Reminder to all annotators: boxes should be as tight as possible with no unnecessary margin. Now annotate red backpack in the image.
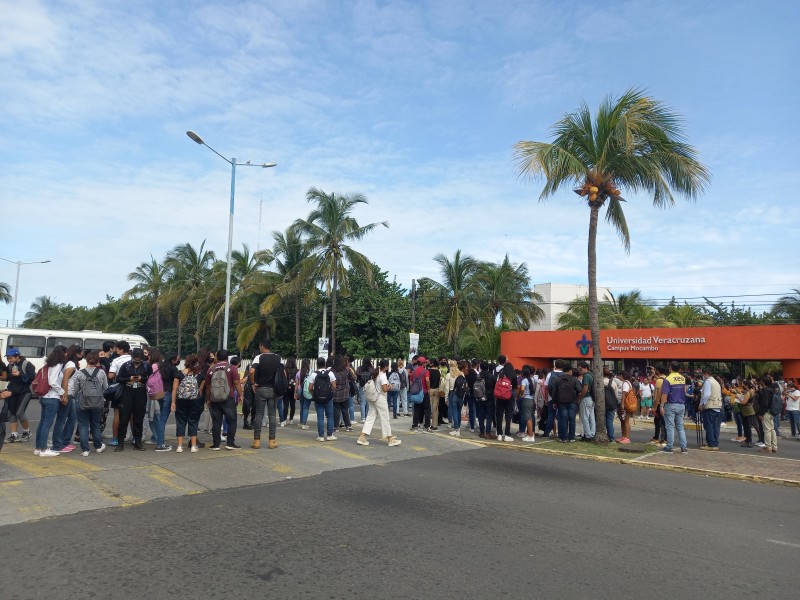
[494,373,512,400]
[31,366,51,397]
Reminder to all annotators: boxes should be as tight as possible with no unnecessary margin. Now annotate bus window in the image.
[46,337,82,355]
[7,335,47,358]
[83,338,107,353]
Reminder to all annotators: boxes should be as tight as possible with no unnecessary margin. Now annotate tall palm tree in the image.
[123,256,165,347]
[771,288,800,324]
[605,290,666,328]
[164,241,216,354]
[24,296,64,328]
[292,188,388,354]
[221,244,274,351]
[258,228,312,356]
[0,282,11,305]
[474,254,544,329]
[419,250,480,353]
[514,89,709,441]
[660,302,713,328]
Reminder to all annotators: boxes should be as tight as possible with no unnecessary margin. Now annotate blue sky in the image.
[1,0,798,326]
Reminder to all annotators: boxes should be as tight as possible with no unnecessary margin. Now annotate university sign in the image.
[501,325,800,379]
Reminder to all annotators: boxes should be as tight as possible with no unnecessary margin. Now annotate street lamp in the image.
[186,130,276,351]
[0,257,52,328]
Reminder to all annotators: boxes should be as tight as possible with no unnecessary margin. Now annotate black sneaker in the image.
[20,431,31,442]
[6,435,18,443]
[210,445,221,451]
[196,441,206,448]
[225,443,241,450]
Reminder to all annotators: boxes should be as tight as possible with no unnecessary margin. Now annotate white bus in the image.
[0,327,150,369]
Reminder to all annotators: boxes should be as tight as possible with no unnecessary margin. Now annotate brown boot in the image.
[250,439,261,449]
[268,439,278,449]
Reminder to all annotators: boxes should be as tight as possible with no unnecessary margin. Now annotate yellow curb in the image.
[470,439,800,488]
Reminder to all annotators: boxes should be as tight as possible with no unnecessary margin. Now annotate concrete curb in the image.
[464,438,800,488]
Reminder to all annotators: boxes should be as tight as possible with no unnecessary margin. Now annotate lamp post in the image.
[186,131,276,351]
[0,257,52,328]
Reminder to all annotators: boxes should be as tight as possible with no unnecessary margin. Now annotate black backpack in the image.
[604,381,618,411]
[454,375,469,399]
[274,363,288,396]
[313,369,332,403]
[769,388,784,416]
[358,367,372,387]
[556,374,578,405]
[473,374,487,401]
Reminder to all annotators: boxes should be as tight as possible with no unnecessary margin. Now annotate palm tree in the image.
[0,282,11,305]
[514,89,709,442]
[257,228,312,356]
[419,250,480,353]
[24,296,64,328]
[557,294,615,330]
[123,256,165,347]
[292,188,388,354]
[164,241,216,354]
[474,255,544,329]
[771,289,800,324]
[660,302,713,328]
[221,244,274,351]
[605,290,666,328]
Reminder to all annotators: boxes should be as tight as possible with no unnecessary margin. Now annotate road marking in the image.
[767,539,800,549]
[1,453,104,479]
[323,445,369,461]
[137,465,206,494]
[411,446,427,452]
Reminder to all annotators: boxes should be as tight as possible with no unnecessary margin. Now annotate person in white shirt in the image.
[107,341,132,446]
[785,382,800,438]
[357,359,401,447]
[309,356,337,441]
[35,345,68,457]
[639,377,654,418]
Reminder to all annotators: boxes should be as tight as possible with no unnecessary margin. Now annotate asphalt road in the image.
[1,448,797,600]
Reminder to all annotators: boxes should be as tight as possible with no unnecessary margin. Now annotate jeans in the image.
[605,410,616,441]
[399,388,408,415]
[277,395,285,423]
[315,399,335,437]
[254,386,277,440]
[557,403,577,441]
[348,395,355,423]
[210,397,238,447]
[387,390,399,417]
[412,393,431,428]
[653,412,666,441]
[156,396,171,445]
[773,413,781,438]
[788,410,800,437]
[36,397,60,450]
[466,393,476,430]
[579,397,595,438]
[544,400,557,436]
[733,411,744,437]
[701,409,722,448]
[300,396,311,425]
[334,401,351,428]
[358,386,368,421]
[52,394,78,450]
[447,391,457,425]
[77,407,103,452]
[664,402,687,450]
[450,394,464,430]
[475,399,494,434]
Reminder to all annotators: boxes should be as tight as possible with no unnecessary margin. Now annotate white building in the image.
[531,283,612,331]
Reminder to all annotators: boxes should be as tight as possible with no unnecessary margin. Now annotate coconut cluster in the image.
[574,174,620,204]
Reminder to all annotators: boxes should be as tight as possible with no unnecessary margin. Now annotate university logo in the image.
[576,334,592,356]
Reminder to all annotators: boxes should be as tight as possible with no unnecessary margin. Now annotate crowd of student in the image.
[1,341,797,458]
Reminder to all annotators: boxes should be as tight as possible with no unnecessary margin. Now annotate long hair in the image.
[65,344,83,367]
[46,345,68,368]
[299,358,311,382]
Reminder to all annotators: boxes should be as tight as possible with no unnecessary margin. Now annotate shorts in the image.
[641,398,653,408]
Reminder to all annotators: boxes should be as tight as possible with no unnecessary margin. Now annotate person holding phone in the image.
[115,348,152,451]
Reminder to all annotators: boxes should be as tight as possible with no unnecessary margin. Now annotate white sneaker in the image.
[176,445,183,453]
[357,436,369,446]
[33,449,41,456]
[388,437,402,447]
[96,443,107,453]
[221,435,227,442]
[300,424,309,430]
[81,450,90,457]
[522,436,536,442]
[279,421,285,428]
[496,435,503,441]
[756,442,766,448]
[190,445,199,453]
[40,449,59,457]
[316,436,325,442]
[287,420,294,425]
[449,430,459,436]
[327,435,338,441]
[504,435,515,442]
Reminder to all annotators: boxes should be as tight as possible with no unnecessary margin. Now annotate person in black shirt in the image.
[249,339,283,449]
[4,348,36,443]
[115,348,152,451]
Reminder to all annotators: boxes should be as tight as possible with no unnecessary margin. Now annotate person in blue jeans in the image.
[556,368,581,442]
[35,345,68,457]
[356,358,373,423]
[310,357,337,441]
[699,368,723,450]
[661,362,688,453]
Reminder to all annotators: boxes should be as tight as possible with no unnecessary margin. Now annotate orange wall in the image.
[501,325,800,377]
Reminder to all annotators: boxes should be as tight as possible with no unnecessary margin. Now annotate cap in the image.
[5,348,20,357]
[417,356,428,365]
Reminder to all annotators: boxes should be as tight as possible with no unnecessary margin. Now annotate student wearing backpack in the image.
[544,360,566,438]
[397,358,409,417]
[474,361,494,438]
[309,356,337,441]
[3,348,35,444]
[356,360,401,447]
[757,377,779,454]
[447,360,469,437]
[387,362,401,419]
[356,358,373,423]
[555,367,581,443]
[409,356,431,431]
[517,365,536,442]
[170,355,200,452]
[34,345,68,457]
[249,339,284,449]
[494,360,515,442]
[602,369,618,443]
[51,344,83,453]
[427,360,442,430]
[73,352,109,457]
[204,349,243,450]
[333,354,354,431]
[617,371,635,444]
[295,358,312,430]
[577,361,595,442]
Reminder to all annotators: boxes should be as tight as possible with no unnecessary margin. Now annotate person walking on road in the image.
[357,360,401,447]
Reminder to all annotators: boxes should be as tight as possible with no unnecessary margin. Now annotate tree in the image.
[418,250,480,353]
[771,288,800,324]
[0,282,11,305]
[24,296,65,328]
[164,241,217,354]
[123,257,166,347]
[514,89,709,442]
[605,290,666,328]
[292,188,388,354]
[660,300,713,328]
[474,255,544,329]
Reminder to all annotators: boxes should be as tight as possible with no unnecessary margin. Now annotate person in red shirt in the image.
[410,356,431,431]
[205,349,244,450]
